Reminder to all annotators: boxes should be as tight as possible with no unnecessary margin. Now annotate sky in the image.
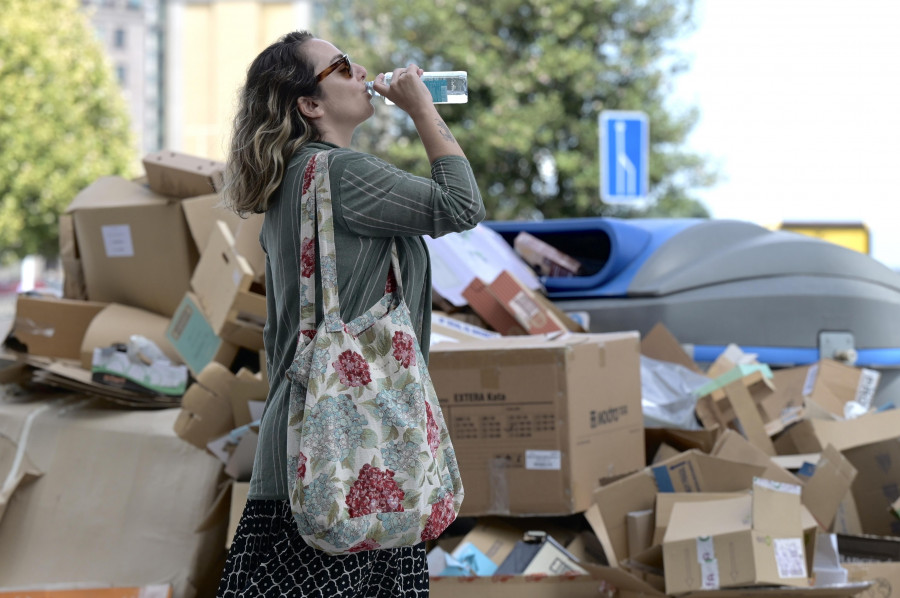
[670,0,900,268]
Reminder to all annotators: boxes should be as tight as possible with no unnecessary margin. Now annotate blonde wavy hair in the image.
[224,31,321,215]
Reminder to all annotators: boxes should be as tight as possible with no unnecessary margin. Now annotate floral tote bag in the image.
[284,150,464,555]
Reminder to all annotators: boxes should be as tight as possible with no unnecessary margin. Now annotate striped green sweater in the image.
[249,141,485,500]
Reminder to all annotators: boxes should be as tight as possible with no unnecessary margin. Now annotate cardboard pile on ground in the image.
[0,150,265,596]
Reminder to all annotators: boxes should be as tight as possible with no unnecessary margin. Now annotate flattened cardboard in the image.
[65,176,198,316]
[430,332,644,516]
[0,397,226,595]
[5,294,106,360]
[845,562,900,598]
[142,150,225,198]
[0,586,172,598]
[166,292,238,376]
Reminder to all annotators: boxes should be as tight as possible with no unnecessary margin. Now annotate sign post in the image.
[599,110,649,204]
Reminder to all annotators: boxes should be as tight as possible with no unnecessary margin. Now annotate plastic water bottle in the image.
[366,71,468,105]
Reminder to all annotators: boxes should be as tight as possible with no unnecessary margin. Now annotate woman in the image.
[218,31,484,597]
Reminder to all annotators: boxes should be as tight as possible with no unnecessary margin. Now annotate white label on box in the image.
[525,449,561,470]
[774,538,808,578]
[753,476,802,495]
[802,364,819,397]
[101,224,135,257]
[508,290,546,328]
[696,536,719,589]
[854,368,881,409]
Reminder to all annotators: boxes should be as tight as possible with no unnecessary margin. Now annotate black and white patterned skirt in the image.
[217,499,429,597]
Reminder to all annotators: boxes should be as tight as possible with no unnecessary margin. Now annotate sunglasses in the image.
[315,54,353,82]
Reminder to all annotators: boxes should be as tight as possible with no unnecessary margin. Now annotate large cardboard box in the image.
[0,396,226,597]
[4,294,107,360]
[429,332,644,516]
[64,176,199,317]
[662,478,809,594]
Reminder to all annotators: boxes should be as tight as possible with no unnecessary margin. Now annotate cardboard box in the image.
[64,176,199,317]
[166,292,238,375]
[461,277,526,335]
[430,311,502,345]
[0,397,226,596]
[59,213,88,300]
[232,213,265,280]
[191,221,265,351]
[4,294,107,360]
[845,562,900,598]
[513,231,582,277]
[586,450,767,568]
[488,270,570,334]
[429,332,644,516]
[662,478,809,594]
[142,150,225,198]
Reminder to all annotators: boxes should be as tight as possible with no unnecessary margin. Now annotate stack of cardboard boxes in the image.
[1,152,899,597]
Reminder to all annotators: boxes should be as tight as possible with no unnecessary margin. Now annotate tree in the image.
[0,0,136,261]
[323,0,716,220]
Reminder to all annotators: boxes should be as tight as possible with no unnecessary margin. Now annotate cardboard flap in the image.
[651,450,767,493]
[752,477,803,536]
[65,176,174,212]
[180,194,241,252]
[713,429,800,486]
[801,444,857,530]
[663,495,752,542]
[640,322,703,373]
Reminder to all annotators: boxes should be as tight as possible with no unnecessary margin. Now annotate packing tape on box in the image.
[488,457,510,514]
[696,536,720,590]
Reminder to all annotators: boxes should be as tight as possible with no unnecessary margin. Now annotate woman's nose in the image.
[355,63,367,80]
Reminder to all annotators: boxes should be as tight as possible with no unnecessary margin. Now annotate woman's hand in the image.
[373,65,433,117]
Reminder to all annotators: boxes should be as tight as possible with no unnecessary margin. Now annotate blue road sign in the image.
[599,111,649,204]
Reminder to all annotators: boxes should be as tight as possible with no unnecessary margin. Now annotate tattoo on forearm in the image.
[436,119,455,143]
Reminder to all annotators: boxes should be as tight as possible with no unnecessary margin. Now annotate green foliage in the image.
[323,0,716,220]
[0,0,136,260]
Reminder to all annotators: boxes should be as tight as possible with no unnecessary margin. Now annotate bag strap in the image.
[300,150,405,337]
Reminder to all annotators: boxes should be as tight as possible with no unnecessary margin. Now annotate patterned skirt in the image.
[217,499,430,598]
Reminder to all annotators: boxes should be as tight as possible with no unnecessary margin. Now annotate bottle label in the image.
[423,78,449,103]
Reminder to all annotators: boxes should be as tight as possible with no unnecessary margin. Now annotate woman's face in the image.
[304,39,374,131]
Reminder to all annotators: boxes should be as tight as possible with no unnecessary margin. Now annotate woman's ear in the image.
[297,96,323,120]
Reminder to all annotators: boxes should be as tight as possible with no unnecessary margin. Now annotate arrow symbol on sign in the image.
[614,121,637,196]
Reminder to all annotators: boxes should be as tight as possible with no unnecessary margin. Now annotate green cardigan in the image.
[249,141,485,500]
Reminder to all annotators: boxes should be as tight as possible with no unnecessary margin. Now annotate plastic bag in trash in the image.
[641,355,711,430]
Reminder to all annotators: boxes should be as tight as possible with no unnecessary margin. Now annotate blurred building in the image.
[81,0,314,161]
